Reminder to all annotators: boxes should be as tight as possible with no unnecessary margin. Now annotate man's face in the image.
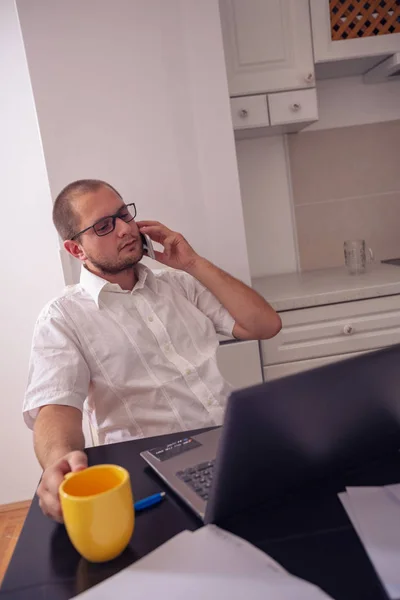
[71,186,143,275]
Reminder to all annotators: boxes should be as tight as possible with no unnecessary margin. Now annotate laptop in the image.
[141,344,400,524]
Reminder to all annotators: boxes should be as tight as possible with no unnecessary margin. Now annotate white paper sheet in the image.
[339,486,400,599]
[385,483,400,505]
[338,492,364,540]
[135,525,286,578]
[74,525,333,599]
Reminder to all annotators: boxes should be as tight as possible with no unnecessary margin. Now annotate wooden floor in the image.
[0,501,31,587]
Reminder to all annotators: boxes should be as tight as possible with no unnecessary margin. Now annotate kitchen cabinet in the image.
[217,340,263,390]
[230,88,318,137]
[264,351,368,381]
[310,0,400,64]
[267,88,318,127]
[261,295,400,380]
[219,0,315,96]
[230,95,270,129]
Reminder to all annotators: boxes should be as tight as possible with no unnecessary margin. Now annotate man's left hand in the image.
[137,221,199,272]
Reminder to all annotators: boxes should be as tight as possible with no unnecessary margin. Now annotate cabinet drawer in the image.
[230,95,269,129]
[268,88,318,126]
[263,351,369,382]
[261,295,400,366]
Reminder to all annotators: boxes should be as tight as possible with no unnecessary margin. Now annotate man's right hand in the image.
[37,451,88,522]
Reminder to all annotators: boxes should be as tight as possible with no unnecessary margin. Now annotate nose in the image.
[115,216,135,237]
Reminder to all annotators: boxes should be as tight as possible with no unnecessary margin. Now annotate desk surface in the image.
[1,428,398,600]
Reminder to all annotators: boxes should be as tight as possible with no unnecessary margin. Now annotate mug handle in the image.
[367,247,374,263]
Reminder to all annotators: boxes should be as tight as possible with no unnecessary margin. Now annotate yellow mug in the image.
[59,464,134,562]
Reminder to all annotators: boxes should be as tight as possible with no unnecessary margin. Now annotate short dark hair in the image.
[52,179,122,240]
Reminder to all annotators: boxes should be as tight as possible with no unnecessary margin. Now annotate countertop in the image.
[252,263,400,312]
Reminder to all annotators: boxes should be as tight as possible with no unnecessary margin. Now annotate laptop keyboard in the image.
[176,459,215,501]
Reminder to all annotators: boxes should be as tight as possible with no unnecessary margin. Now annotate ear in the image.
[64,239,87,262]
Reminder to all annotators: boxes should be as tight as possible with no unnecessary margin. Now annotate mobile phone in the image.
[140,232,156,260]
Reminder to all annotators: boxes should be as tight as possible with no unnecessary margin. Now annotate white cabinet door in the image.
[310,0,400,63]
[264,350,369,381]
[219,0,315,96]
[217,340,263,390]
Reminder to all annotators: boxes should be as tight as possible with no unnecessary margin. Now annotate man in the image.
[23,179,281,521]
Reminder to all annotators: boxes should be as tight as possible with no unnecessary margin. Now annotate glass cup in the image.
[344,240,374,275]
[59,464,134,562]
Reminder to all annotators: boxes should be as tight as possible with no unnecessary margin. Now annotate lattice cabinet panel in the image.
[330,0,400,41]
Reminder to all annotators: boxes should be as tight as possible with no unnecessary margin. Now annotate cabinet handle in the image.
[238,109,248,119]
[290,103,301,112]
[305,72,314,84]
[343,324,354,335]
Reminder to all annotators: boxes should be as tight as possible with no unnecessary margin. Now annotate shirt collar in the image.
[80,262,151,307]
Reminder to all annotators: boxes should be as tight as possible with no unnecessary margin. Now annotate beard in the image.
[85,243,144,275]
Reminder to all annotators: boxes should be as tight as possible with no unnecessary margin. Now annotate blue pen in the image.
[134,491,166,512]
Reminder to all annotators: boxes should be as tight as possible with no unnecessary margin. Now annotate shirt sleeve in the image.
[161,269,235,338]
[23,302,90,430]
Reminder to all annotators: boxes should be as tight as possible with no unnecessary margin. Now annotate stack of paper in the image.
[339,484,400,599]
[75,525,333,599]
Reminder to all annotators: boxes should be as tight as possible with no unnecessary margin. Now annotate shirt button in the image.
[185,369,192,376]
[207,397,213,407]
[148,316,154,322]
[164,344,171,353]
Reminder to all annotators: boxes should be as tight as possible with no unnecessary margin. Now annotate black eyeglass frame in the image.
[70,203,137,241]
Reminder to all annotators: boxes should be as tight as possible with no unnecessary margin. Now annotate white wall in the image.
[17,0,250,285]
[0,0,65,503]
[236,75,400,278]
[235,136,298,277]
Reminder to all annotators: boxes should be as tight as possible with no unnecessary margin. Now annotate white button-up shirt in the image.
[23,264,234,444]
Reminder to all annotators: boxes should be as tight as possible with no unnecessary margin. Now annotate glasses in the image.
[71,203,137,240]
